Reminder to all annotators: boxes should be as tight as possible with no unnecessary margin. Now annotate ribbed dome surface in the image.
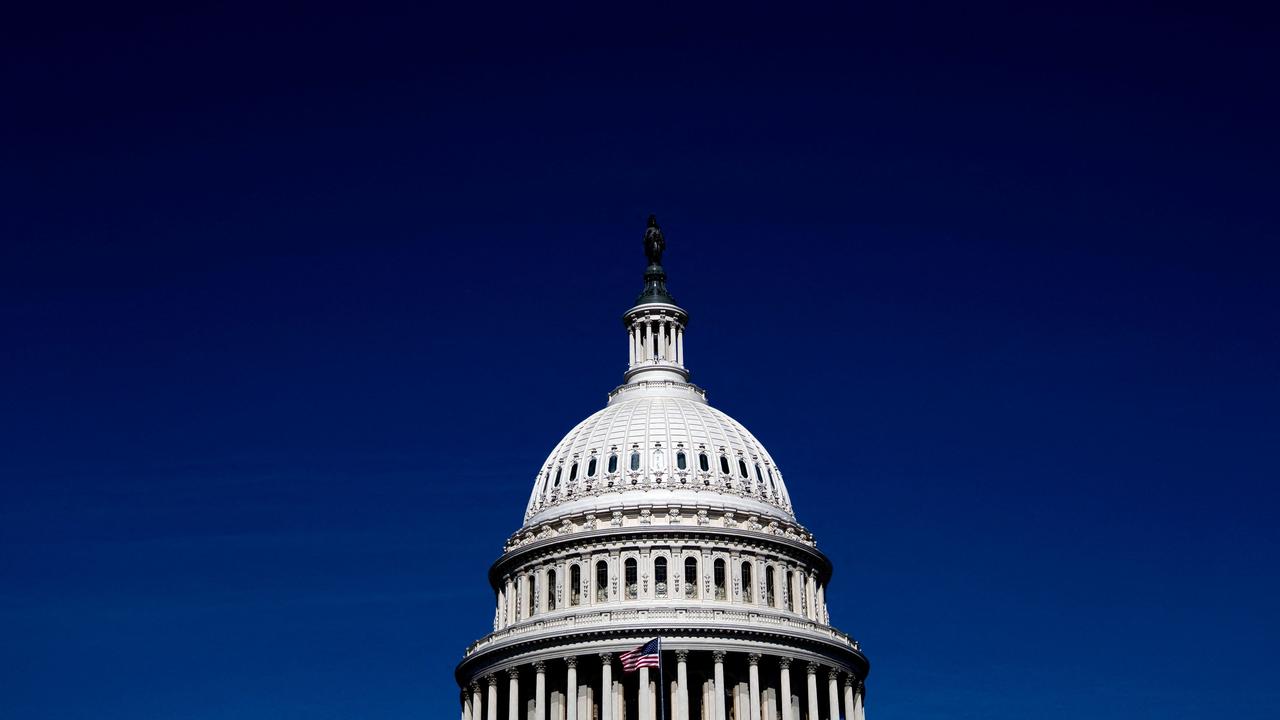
[523,383,794,526]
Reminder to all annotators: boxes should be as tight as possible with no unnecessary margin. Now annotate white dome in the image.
[524,380,795,526]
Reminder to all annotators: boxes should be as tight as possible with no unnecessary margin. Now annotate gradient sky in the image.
[2,3,1278,719]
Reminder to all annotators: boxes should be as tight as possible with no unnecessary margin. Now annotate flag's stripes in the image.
[619,638,661,672]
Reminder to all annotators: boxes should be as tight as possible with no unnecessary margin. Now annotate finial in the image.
[633,214,675,306]
[644,214,665,267]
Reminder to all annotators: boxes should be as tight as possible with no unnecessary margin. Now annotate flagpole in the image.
[658,638,668,720]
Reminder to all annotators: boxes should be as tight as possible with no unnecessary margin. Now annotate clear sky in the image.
[2,3,1277,719]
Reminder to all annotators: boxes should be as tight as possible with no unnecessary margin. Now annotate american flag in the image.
[619,638,662,672]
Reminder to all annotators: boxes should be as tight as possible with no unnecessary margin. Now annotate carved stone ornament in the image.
[600,653,613,665]
[778,657,792,670]
[532,660,546,673]
[507,667,520,679]
[675,650,689,662]
[564,656,577,668]
[807,662,819,675]
[712,650,727,663]
[487,674,499,687]
[747,653,761,666]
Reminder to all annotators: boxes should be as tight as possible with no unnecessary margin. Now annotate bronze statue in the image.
[643,214,665,266]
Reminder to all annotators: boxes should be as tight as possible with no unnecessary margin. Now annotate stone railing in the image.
[463,605,859,658]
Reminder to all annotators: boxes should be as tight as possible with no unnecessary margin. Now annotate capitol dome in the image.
[524,385,795,528]
[456,216,867,720]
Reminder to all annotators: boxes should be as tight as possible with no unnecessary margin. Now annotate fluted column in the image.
[842,678,855,720]
[482,676,496,720]
[805,664,819,720]
[778,658,793,720]
[564,657,578,720]
[507,668,520,720]
[676,650,689,720]
[747,654,762,720]
[534,661,547,720]
[826,670,839,720]
[713,650,727,720]
[640,666,652,720]
[600,654,614,720]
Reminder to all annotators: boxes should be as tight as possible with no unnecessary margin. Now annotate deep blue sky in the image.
[2,3,1277,719]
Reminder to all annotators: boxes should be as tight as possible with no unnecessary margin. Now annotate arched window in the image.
[630,451,641,471]
[755,463,765,488]
[676,451,687,470]
[741,561,754,603]
[553,466,562,488]
[719,455,731,475]
[654,557,668,598]
[738,459,749,479]
[568,462,578,483]
[546,569,557,611]
[525,575,535,617]
[587,457,598,477]
[625,558,638,600]
[714,559,727,600]
[785,570,794,612]
[684,557,699,599]
[699,452,710,472]
[765,566,776,607]
[608,453,618,474]
[569,564,581,607]
[767,467,777,494]
[595,560,609,603]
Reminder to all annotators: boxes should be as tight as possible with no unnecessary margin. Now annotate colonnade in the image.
[461,651,865,720]
[628,316,684,367]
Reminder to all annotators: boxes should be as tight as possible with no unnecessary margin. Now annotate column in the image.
[534,661,547,720]
[806,575,817,619]
[816,586,826,624]
[778,658,793,720]
[508,668,520,720]
[639,667,651,720]
[676,650,689,720]
[657,320,666,360]
[465,689,474,720]
[712,650,727,720]
[648,319,656,359]
[472,682,484,720]
[826,671,839,720]
[676,326,684,365]
[487,676,499,720]
[747,654,761,720]
[853,683,864,720]
[599,654,613,720]
[565,657,578,720]
[842,678,855,720]
[629,327,636,367]
[805,664,819,720]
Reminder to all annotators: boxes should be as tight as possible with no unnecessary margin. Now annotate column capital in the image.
[564,656,577,669]
[712,650,727,663]
[778,657,792,670]
[532,660,546,673]
[843,676,855,688]
[828,668,839,681]
[806,662,819,675]
[507,667,520,680]
[675,650,689,662]
[747,653,761,666]
[471,681,481,692]
[599,652,613,665]
[487,674,499,687]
